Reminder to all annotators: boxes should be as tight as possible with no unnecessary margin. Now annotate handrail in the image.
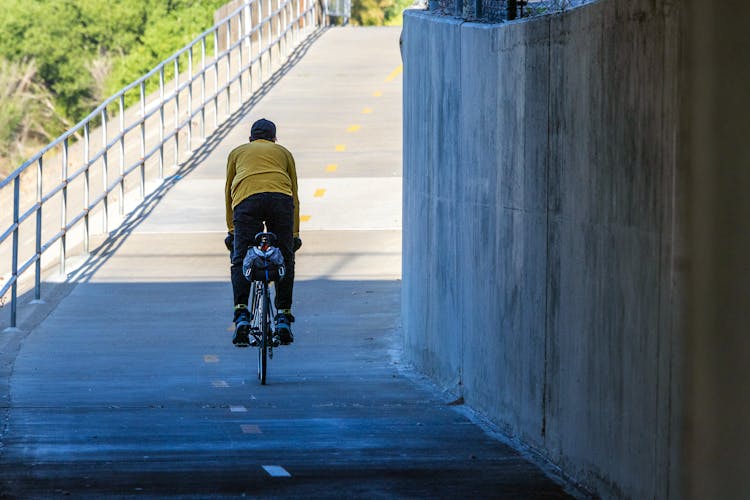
[1,0,323,329]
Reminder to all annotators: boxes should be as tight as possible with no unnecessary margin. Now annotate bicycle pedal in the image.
[271,336,281,347]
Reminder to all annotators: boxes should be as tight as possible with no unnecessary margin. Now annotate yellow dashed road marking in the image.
[347,124,361,133]
[373,90,383,97]
[301,215,312,222]
[204,355,219,363]
[314,188,326,198]
[361,107,373,115]
[335,144,346,152]
[241,424,262,434]
[385,64,403,82]
[326,164,338,173]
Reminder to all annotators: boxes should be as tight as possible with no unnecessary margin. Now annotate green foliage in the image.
[351,0,412,25]
[106,0,227,104]
[0,0,226,122]
[0,0,152,122]
[0,0,228,174]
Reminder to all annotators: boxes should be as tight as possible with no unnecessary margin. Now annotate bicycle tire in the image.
[259,282,269,385]
[250,282,264,382]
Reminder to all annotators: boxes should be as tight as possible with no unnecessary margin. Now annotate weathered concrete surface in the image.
[402,1,687,498]
[402,14,464,394]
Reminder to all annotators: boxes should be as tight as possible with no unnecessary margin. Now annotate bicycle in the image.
[242,231,285,385]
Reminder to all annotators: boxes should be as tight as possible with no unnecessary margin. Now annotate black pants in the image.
[231,193,295,313]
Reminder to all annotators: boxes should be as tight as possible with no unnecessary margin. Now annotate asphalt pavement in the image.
[0,27,573,499]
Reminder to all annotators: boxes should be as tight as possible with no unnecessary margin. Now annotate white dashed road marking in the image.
[262,465,291,477]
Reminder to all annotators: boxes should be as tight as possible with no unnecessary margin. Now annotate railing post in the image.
[83,123,91,254]
[282,0,287,59]
[34,157,43,302]
[226,17,232,116]
[279,0,284,60]
[506,0,516,20]
[258,0,264,83]
[292,0,297,48]
[250,3,255,93]
[244,1,253,94]
[303,0,308,33]
[60,138,68,276]
[188,48,194,153]
[101,108,109,234]
[281,0,287,59]
[139,81,146,199]
[201,38,207,140]
[239,14,244,105]
[160,67,166,179]
[174,58,181,167]
[188,50,194,152]
[119,95,125,216]
[10,176,20,328]
[214,29,220,129]
[268,0,274,72]
[290,0,295,50]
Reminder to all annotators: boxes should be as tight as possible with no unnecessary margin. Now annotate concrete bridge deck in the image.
[0,27,571,498]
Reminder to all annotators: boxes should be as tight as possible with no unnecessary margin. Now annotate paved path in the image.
[0,27,571,498]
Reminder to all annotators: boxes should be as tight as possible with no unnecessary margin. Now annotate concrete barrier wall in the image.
[402,1,681,497]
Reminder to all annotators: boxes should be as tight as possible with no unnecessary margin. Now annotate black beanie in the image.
[250,118,276,140]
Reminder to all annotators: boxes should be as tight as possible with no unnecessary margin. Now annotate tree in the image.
[351,0,413,26]
[0,58,68,177]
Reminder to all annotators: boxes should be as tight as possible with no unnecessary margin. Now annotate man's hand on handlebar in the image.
[226,232,300,252]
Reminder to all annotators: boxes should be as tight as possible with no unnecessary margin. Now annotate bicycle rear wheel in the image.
[258,282,269,385]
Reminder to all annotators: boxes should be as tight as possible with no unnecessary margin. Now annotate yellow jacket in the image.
[225,139,300,235]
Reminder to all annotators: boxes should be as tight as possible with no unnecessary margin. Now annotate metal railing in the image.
[430,0,587,22]
[325,0,351,21]
[0,0,323,330]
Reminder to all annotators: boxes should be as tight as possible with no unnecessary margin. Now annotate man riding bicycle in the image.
[225,118,300,347]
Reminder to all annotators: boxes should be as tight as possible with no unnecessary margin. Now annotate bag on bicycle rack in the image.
[243,245,285,282]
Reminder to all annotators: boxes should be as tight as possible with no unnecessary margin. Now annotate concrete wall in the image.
[681,2,750,498]
[402,2,682,497]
